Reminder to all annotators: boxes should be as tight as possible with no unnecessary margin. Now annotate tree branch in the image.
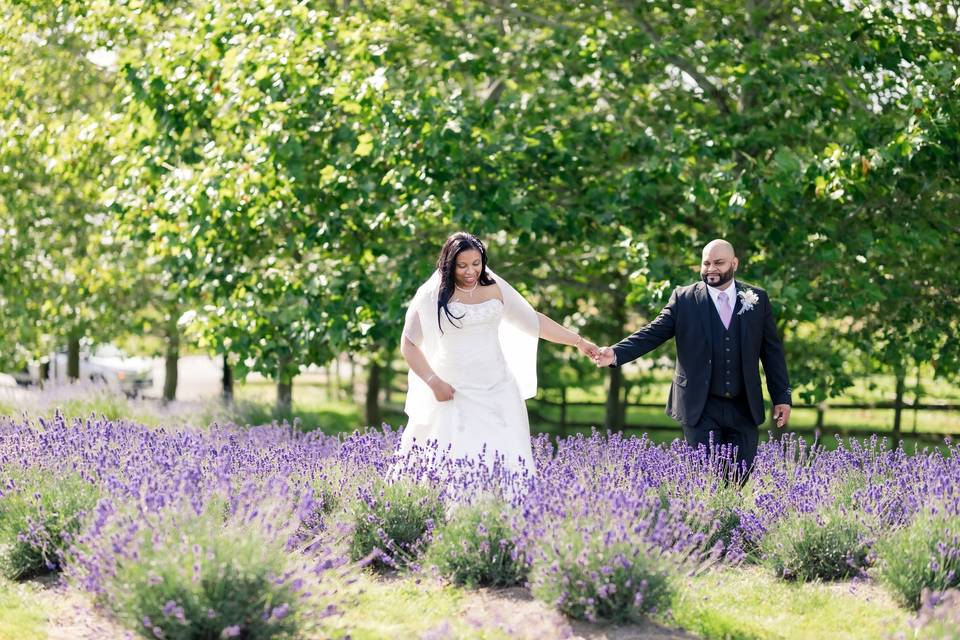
[632,16,733,116]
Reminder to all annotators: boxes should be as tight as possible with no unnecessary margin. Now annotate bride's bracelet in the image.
[574,335,583,348]
[425,373,437,384]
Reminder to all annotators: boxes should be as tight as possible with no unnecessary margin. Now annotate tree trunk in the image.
[605,366,623,431]
[277,354,293,415]
[324,365,333,400]
[67,334,81,381]
[892,370,906,446]
[619,382,630,427]
[222,355,234,402]
[365,361,381,427]
[333,358,342,400]
[162,319,179,402]
[604,284,628,430]
[383,360,393,404]
[348,355,356,401]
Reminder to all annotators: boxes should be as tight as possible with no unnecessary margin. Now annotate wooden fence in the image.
[377,364,960,443]
[526,395,960,443]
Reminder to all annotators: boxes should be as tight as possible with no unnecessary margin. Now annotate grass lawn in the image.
[0,578,45,640]
[667,566,911,640]
[232,381,406,434]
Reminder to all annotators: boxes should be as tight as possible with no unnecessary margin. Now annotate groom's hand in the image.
[594,347,615,368]
[773,404,791,428]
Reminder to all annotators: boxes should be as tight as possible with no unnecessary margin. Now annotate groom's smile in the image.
[702,264,735,287]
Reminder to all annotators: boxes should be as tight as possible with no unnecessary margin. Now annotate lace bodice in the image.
[434,299,507,388]
[447,298,503,324]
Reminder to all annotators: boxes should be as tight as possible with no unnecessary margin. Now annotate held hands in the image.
[427,375,455,402]
[574,335,615,367]
[576,336,600,359]
[593,346,615,368]
[773,404,791,428]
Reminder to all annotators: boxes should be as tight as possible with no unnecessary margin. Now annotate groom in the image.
[594,239,791,473]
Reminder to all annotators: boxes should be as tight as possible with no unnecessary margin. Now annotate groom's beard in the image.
[702,268,735,287]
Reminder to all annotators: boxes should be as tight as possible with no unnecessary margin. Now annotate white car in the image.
[31,344,154,397]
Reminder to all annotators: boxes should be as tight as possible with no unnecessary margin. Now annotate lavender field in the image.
[1,411,959,639]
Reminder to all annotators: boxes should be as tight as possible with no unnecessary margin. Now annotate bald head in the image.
[702,239,736,259]
[700,239,738,289]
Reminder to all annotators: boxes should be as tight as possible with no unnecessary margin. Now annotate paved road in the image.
[146,355,224,400]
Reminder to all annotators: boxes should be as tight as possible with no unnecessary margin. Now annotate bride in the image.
[397,232,598,475]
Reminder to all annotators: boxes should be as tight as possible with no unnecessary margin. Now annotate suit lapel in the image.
[695,282,713,351]
[737,283,750,362]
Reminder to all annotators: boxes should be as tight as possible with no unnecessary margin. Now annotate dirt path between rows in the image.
[456,585,696,640]
[29,574,695,640]
[31,574,949,640]
[29,575,132,640]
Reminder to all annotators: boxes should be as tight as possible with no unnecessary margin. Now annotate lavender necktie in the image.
[717,291,733,329]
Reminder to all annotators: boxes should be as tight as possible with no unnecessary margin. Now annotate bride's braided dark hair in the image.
[436,232,495,332]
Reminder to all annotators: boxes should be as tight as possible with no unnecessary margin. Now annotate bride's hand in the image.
[428,377,456,402]
[577,337,600,359]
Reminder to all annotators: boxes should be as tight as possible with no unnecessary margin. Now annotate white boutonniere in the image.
[737,289,760,315]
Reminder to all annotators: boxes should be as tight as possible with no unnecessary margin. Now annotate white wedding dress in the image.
[397,272,539,475]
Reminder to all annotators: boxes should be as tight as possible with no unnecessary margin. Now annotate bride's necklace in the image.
[455,281,479,301]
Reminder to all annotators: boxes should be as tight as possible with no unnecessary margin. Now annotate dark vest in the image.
[709,295,745,399]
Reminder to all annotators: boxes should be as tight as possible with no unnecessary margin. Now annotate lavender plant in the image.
[345,478,445,570]
[528,517,675,622]
[1,411,959,633]
[0,468,99,579]
[911,588,960,638]
[875,509,960,609]
[519,432,713,622]
[425,498,526,587]
[760,506,873,581]
[66,481,347,640]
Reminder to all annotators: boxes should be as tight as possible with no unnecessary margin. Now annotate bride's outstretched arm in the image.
[536,312,599,358]
[400,337,455,401]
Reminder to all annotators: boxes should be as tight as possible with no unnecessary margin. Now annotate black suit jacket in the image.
[612,281,791,428]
